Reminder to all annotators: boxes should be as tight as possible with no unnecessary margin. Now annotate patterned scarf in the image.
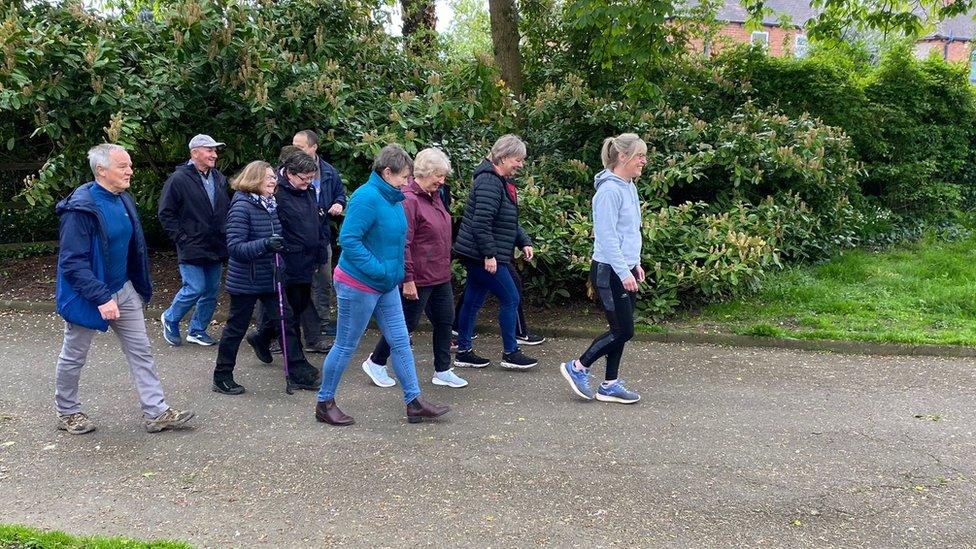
[251,193,277,213]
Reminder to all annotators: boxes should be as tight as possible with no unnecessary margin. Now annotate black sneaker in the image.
[270,339,282,354]
[304,340,332,354]
[212,378,246,395]
[516,333,546,346]
[246,333,273,364]
[501,349,537,370]
[454,349,490,368]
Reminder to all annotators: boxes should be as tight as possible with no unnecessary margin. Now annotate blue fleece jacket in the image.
[592,169,643,282]
[336,171,407,293]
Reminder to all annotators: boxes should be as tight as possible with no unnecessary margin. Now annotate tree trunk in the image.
[401,0,437,54]
[488,0,524,96]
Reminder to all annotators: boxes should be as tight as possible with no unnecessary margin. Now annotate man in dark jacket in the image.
[250,150,325,387]
[292,129,346,352]
[54,144,195,435]
[157,134,230,347]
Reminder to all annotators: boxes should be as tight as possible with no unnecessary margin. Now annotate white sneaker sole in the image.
[560,363,593,400]
[431,376,468,388]
[500,358,537,370]
[186,334,215,346]
[516,338,546,346]
[361,361,396,388]
[595,393,641,404]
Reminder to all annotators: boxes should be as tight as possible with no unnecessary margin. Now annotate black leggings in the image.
[579,261,636,381]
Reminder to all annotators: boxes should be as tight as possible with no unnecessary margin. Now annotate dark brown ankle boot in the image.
[406,396,450,424]
[315,399,354,426]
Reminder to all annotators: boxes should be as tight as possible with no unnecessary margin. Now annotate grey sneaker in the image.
[145,407,195,433]
[56,412,96,435]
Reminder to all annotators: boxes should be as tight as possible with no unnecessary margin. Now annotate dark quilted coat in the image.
[453,159,531,264]
[224,192,282,295]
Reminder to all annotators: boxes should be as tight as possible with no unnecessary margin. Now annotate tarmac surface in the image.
[1,309,975,548]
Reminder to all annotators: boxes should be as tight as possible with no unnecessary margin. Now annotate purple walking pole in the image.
[274,252,294,395]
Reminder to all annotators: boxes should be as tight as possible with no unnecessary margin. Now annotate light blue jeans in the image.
[317,280,421,405]
[163,262,222,335]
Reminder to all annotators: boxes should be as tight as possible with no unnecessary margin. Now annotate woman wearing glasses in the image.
[212,161,304,394]
[246,151,323,391]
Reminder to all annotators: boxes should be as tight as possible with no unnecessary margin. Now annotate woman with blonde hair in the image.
[211,161,301,395]
[559,133,647,404]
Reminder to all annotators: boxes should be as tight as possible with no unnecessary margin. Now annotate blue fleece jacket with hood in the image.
[591,169,642,282]
[336,171,407,293]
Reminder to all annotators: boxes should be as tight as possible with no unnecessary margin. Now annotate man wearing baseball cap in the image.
[157,134,230,347]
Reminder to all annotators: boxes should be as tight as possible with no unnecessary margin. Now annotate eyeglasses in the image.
[292,172,315,184]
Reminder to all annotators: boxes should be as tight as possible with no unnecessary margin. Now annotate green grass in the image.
[0,524,191,548]
[678,232,976,346]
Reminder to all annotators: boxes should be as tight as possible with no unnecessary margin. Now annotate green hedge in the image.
[1,0,970,315]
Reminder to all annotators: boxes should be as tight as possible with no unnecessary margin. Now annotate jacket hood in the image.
[594,169,630,190]
[367,171,406,203]
[473,158,505,183]
[55,182,99,217]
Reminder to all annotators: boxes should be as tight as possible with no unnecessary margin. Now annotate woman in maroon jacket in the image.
[361,148,468,388]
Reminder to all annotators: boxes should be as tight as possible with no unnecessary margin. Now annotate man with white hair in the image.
[158,134,230,346]
[53,143,195,434]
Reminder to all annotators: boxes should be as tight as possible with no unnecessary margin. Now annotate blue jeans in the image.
[456,260,519,353]
[316,281,421,405]
[164,262,222,335]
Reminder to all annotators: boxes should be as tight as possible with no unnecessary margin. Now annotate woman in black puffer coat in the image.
[212,161,304,395]
[452,134,538,371]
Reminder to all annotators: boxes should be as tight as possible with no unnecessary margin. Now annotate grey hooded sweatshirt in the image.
[592,169,642,282]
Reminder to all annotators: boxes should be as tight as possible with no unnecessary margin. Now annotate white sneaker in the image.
[362,357,396,388]
[432,368,468,388]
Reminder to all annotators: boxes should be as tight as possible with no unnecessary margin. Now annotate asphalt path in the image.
[0,310,974,547]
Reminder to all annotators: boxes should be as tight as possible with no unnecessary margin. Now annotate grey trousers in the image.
[301,245,335,345]
[55,281,169,418]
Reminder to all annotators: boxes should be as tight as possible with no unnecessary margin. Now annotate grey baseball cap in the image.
[188,134,225,149]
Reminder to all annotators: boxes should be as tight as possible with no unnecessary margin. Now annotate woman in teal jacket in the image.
[314,144,450,426]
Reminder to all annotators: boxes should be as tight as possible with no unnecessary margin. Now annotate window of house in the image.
[751,31,769,48]
[795,34,809,58]
[970,50,976,83]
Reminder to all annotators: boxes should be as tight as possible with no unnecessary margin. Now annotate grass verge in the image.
[0,524,191,549]
[672,231,976,346]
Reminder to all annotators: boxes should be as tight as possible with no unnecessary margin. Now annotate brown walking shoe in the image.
[315,399,354,426]
[145,407,195,433]
[406,396,450,424]
[56,412,96,435]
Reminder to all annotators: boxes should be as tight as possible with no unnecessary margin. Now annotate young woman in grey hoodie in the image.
[559,133,647,404]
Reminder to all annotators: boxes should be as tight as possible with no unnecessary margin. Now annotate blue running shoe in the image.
[596,380,641,404]
[161,313,181,346]
[186,331,216,346]
[560,361,593,400]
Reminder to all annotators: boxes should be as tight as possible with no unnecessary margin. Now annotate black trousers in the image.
[452,264,530,337]
[215,292,303,379]
[256,283,318,382]
[373,281,454,372]
[579,261,636,381]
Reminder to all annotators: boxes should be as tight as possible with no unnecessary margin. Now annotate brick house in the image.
[685,0,976,66]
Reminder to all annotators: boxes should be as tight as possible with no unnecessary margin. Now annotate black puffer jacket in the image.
[453,159,531,264]
[274,170,328,284]
[224,192,281,295]
[157,162,229,264]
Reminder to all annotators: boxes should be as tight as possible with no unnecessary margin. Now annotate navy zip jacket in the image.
[224,192,282,295]
[275,170,329,284]
[157,162,230,265]
[55,182,152,330]
[453,159,531,264]
[316,156,346,242]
